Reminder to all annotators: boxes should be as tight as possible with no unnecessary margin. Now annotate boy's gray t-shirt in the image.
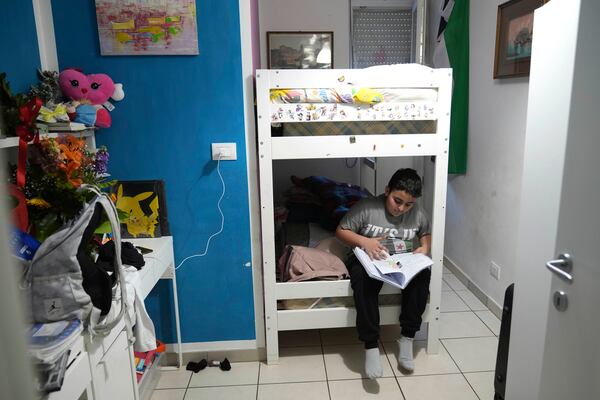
[339,195,431,247]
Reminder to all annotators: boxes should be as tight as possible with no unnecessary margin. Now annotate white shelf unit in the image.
[0,128,96,149]
[256,66,452,363]
[129,236,183,370]
[84,236,181,400]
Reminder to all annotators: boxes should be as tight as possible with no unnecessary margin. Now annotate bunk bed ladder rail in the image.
[256,70,281,364]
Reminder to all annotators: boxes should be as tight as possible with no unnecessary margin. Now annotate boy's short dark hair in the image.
[387,168,422,198]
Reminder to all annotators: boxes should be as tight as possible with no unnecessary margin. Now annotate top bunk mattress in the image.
[269,89,437,123]
[270,88,438,104]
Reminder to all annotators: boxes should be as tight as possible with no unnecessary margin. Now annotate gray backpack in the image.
[26,188,129,336]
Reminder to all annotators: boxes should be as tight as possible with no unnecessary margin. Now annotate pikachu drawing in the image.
[115,184,159,237]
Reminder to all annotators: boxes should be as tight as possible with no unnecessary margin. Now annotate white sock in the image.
[365,347,383,379]
[397,336,414,372]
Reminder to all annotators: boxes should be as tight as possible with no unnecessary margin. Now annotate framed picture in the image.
[112,180,170,238]
[95,0,199,56]
[267,32,333,69]
[493,0,549,78]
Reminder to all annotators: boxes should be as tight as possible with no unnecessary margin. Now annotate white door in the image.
[506,0,600,399]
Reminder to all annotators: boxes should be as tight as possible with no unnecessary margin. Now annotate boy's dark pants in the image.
[347,257,431,349]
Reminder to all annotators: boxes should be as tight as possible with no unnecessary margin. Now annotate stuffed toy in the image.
[59,69,124,128]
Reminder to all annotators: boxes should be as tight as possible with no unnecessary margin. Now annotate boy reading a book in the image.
[335,168,431,378]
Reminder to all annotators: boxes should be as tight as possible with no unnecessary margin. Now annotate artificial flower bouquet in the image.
[10,134,114,242]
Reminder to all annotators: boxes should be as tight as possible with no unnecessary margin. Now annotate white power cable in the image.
[175,153,225,271]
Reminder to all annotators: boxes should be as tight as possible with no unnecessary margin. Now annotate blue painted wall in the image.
[0,1,40,93]
[51,0,255,343]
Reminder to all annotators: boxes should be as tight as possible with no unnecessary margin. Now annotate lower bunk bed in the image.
[264,171,443,365]
[271,175,433,354]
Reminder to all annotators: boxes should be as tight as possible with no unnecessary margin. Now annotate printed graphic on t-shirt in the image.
[362,224,418,240]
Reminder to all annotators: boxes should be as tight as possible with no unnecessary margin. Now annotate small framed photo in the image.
[267,31,333,69]
[493,0,549,79]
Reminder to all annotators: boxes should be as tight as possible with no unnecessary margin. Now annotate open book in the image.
[353,247,433,289]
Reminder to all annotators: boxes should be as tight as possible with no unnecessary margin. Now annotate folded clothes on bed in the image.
[278,245,348,282]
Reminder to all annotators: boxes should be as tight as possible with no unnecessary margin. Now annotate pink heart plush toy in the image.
[59,69,123,128]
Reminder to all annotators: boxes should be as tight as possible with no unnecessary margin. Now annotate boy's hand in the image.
[363,237,389,260]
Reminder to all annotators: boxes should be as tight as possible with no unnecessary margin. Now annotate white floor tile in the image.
[383,340,460,376]
[155,369,192,389]
[323,343,394,380]
[439,312,494,339]
[442,337,499,373]
[320,327,361,345]
[440,291,470,312]
[258,381,330,400]
[464,371,495,400]
[184,385,257,400]
[442,280,453,291]
[476,310,501,336]
[329,377,404,400]
[455,290,488,311]
[398,374,479,400]
[279,329,321,347]
[258,346,326,384]
[150,389,186,400]
[188,361,259,387]
[443,274,468,291]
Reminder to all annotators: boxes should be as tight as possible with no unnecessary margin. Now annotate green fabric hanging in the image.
[435,0,469,174]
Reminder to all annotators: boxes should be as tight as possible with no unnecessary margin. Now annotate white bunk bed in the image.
[256,64,452,363]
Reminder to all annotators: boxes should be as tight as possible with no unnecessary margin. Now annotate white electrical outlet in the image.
[211,143,237,160]
[490,261,501,280]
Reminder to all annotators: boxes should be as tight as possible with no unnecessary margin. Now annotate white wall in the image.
[259,0,351,68]
[441,0,530,306]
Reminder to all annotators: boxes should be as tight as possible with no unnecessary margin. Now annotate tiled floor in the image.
[151,269,500,400]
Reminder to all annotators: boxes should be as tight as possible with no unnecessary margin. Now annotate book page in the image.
[375,253,433,275]
[353,247,433,289]
[353,247,407,288]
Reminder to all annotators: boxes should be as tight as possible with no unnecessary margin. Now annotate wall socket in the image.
[489,261,501,280]
[211,143,237,160]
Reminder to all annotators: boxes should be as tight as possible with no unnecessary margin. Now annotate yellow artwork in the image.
[115,184,160,238]
[95,0,199,56]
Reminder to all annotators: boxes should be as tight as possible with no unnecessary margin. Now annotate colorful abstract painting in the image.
[95,0,199,55]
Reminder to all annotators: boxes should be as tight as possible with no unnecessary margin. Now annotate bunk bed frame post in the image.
[427,68,452,354]
[256,71,280,364]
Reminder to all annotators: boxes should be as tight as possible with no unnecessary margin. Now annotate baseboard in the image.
[443,256,503,319]
[164,340,266,364]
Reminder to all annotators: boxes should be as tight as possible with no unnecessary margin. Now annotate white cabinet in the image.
[47,336,93,400]
[84,236,180,400]
[90,330,137,400]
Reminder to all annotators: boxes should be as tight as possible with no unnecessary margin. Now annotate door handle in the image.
[545,253,573,282]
